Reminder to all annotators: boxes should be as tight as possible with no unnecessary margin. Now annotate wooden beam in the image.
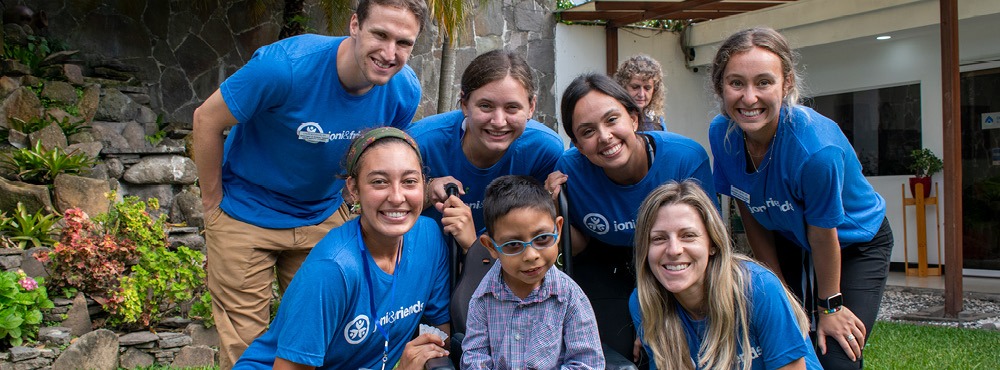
[940,0,963,317]
[606,25,619,76]
[610,0,724,26]
[595,1,777,12]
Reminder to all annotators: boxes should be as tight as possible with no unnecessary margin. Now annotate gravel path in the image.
[877,286,1000,329]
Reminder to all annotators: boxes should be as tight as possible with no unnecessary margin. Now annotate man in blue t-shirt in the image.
[191,1,427,367]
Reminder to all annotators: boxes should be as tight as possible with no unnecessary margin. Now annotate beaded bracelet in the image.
[821,305,843,315]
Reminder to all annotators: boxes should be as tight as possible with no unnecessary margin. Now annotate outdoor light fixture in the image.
[877,35,892,40]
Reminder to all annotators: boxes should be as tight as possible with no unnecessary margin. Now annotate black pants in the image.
[776,218,893,370]
[572,241,637,359]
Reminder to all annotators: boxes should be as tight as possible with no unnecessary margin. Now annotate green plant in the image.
[1,35,52,75]
[52,114,91,136]
[866,321,1000,369]
[106,245,207,329]
[1,141,96,184]
[908,148,943,178]
[8,114,90,137]
[145,114,168,146]
[7,116,49,135]
[94,195,167,252]
[0,270,55,348]
[0,203,60,249]
[189,291,214,328]
[37,208,139,299]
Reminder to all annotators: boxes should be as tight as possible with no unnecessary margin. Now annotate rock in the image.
[76,85,100,122]
[3,24,29,45]
[119,347,154,369]
[170,191,204,228]
[20,247,50,279]
[66,131,96,145]
[41,81,79,105]
[8,346,38,361]
[136,105,158,126]
[90,124,129,149]
[129,93,152,106]
[157,332,192,349]
[105,158,124,179]
[52,329,119,370]
[0,76,20,97]
[171,345,216,368]
[40,51,79,67]
[10,357,48,369]
[169,233,205,251]
[0,59,30,76]
[122,155,197,185]
[160,317,192,329]
[53,174,110,216]
[27,122,67,151]
[62,64,85,85]
[0,251,20,270]
[81,162,109,180]
[64,292,93,337]
[93,67,133,82]
[66,141,103,159]
[95,88,138,122]
[38,327,71,346]
[118,331,158,346]
[0,87,43,129]
[184,323,220,348]
[121,121,148,149]
[6,129,28,148]
[0,178,53,214]
[39,348,57,359]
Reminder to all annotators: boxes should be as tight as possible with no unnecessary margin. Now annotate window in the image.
[806,83,922,176]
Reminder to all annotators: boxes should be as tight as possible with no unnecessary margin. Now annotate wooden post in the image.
[606,25,618,76]
[940,0,962,317]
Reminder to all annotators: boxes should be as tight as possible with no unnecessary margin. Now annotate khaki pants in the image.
[205,204,352,369]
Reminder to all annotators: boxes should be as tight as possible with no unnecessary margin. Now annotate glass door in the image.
[960,65,1000,274]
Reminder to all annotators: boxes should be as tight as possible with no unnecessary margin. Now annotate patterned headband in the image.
[345,127,421,176]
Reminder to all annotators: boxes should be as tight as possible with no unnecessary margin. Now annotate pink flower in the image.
[18,277,38,291]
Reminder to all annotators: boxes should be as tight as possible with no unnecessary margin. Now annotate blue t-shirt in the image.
[409,110,563,230]
[557,131,714,247]
[235,217,450,369]
[630,261,822,370]
[219,34,421,228]
[709,106,885,251]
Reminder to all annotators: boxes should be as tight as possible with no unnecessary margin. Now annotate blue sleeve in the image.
[529,133,564,183]
[708,118,733,198]
[421,221,452,325]
[219,44,292,123]
[389,67,420,130]
[561,285,605,369]
[460,294,493,369]
[273,257,348,366]
[629,289,657,370]
[748,265,814,370]
[799,146,846,229]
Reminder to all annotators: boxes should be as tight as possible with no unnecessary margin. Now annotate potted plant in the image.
[907,148,943,198]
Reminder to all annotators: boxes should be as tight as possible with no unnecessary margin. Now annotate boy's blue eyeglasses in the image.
[487,227,560,256]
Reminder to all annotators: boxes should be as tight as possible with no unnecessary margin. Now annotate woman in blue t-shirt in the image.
[545,73,713,357]
[630,181,820,370]
[409,49,563,253]
[707,27,893,370]
[235,128,451,370]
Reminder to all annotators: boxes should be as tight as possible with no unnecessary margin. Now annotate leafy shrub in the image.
[0,270,54,348]
[106,245,207,328]
[189,291,214,328]
[94,195,167,252]
[1,142,95,185]
[2,35,52,74]
[0,202,60,249]
[37,208,138,299]
[7,117,49,135]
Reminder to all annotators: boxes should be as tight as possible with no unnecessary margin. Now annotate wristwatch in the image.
[817,293,844,309]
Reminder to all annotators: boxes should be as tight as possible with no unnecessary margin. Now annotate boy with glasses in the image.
[461,175,604,369]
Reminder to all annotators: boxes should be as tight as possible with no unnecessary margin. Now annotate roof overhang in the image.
[557,0,800,27]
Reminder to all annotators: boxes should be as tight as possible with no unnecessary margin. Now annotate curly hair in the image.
[614,54,666,119]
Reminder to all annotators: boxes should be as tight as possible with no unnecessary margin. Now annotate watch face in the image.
[821,293,843,308]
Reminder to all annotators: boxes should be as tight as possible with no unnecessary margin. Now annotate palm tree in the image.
[428,0,485,113]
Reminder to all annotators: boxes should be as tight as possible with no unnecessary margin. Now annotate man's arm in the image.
[193,89,239,211]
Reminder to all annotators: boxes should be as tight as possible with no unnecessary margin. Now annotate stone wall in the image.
[15,0,558,126]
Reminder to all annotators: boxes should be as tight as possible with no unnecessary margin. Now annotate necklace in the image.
[359,223,402,370]
[744,130,776,173]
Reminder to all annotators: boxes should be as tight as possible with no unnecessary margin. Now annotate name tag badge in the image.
[731,185,750,204]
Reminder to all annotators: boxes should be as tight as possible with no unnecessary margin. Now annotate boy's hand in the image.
[396,333,449,370]
[436,197,476,252]
[544,171,568,200]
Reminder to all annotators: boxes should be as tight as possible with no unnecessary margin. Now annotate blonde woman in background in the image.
[615,54,667,131]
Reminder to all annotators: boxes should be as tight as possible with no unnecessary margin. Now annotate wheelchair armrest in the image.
[603,343,639,370]
[424,356,455,370]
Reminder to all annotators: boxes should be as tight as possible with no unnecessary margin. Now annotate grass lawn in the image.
[864,320,1000,369]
